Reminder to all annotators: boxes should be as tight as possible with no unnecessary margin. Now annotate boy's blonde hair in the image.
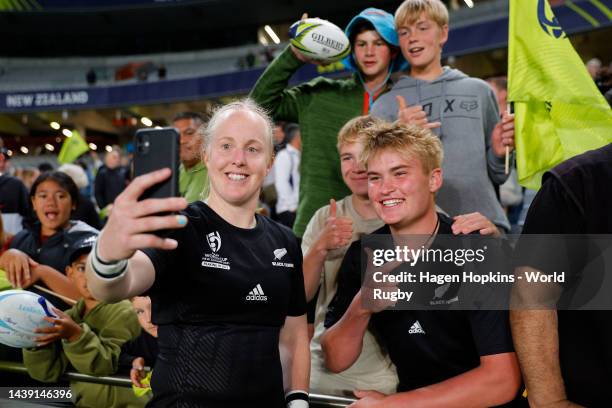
[359,121,443,174]
[337,115,384,151]
[395,0,449,28]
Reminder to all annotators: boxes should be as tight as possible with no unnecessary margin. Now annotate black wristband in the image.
[285,391,309,404]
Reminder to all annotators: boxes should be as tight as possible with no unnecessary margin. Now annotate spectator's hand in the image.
[452,212,501,237]
[491,112,515,157]
[396,95,441,129]
[96,168,188,262]
[349,390,387,407]
[0,249,38,288]
[130,357,147,388]
[314,199,353,252]
[34,308,81,346]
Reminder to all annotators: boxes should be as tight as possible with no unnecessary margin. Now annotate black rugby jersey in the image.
[142,202,306,407]
[326,214,515,393]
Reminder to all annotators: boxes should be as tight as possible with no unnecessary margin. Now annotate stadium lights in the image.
[6,149,12,157]
[105,145,112,152]
[20,146,29,154]
[89,143,97,150]
[62,129,73,137]
[463,0,474,8]
[258,33,269,46]
[50,121,60,130]
[264,25,281,44]
[141,117,153,127]
[44,144,55,152]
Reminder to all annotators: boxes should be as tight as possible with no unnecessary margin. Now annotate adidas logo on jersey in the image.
[246,284,267,301]
[408,320,426,334]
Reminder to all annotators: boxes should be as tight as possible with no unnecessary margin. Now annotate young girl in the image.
[0,171,98,305]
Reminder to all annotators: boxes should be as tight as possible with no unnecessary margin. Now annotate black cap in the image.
[66,234,98,265]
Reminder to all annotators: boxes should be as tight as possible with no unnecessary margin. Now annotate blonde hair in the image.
[200,98,274,161]
[359,121,443,174]
[337,115,384,151]
[395,0,449,28]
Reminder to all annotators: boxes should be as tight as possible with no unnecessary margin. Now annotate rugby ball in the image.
[0,290,56,348]
[289,18,351,64]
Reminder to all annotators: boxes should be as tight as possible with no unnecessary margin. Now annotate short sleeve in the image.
[324,241,362,328]
[468,310,514,356]
[287,236,307,316]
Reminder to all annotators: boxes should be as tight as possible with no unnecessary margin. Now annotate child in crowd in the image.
[321,120,521,407]
[371,0,515,232]
[303,115,501,396]
[120,295,159,392]
[23,236,143,408]
[251,8,406,238]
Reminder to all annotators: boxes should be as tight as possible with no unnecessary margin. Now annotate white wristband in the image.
[90,239,128,278]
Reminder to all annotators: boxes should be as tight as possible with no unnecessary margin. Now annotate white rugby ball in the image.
[0,290,56,348]
[289,17,351,63]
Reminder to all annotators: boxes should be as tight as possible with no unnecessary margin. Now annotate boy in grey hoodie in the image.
[371,0,515,232]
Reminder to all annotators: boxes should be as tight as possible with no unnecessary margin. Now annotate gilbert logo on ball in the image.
[289,17,351,64]
[0,289,56,348]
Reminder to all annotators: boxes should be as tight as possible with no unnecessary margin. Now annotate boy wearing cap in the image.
[371,0,515,232]
[23,236,144,408]
[251,8,406,239]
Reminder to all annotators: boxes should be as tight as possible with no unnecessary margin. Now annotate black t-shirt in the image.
[142,202,306,407]
[519,144,612,407]
[325,214,514,392]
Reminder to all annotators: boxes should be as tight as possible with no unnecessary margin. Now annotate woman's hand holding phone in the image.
[96,168,188,263]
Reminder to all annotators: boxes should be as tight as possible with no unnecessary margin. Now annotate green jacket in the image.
[251,46,366,237]
[23,299,144,408]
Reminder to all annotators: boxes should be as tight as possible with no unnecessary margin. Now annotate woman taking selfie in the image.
[86,100,310,408]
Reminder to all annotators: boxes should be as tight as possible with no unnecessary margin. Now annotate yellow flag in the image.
[508,0,612,189]
[57,130,89,164]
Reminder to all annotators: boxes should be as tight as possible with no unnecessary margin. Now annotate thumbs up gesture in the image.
[314,199,354,252]
[396,95,441,130]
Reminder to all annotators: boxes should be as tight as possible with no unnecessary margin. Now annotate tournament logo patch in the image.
[206,231,221,253]
[202,231,230,270]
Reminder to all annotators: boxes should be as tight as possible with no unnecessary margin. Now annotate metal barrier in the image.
[0,360,356,407]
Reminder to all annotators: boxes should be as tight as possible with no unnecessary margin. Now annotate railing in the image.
[0,360,356,407]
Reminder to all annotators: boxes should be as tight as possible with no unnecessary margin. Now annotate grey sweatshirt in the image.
[371,67,510,231]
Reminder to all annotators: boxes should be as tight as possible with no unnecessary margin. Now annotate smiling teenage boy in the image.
[320,121,521,407]
[371,0,515,232]
[251,8,406,238]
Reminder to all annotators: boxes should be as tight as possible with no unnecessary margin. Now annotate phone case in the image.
[133,127,180,201]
